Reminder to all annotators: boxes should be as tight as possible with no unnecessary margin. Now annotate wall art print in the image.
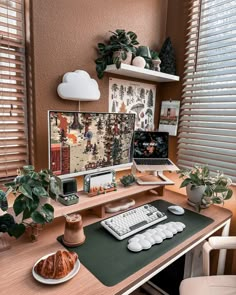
[109,77,156,130]
[158,100,180,136]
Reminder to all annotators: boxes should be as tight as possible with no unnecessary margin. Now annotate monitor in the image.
[48,111,136,178]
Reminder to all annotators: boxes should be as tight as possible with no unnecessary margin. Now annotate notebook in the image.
[132,131,179,172]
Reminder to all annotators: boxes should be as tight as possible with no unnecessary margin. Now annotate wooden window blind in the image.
[0,0,28,180]
[178,0,236,183]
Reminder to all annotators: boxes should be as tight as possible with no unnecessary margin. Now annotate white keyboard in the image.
[101,204,167,240]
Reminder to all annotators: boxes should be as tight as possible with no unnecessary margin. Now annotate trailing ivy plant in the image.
[0,165,61,238]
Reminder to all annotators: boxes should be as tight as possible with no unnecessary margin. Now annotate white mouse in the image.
[168,205,185,215]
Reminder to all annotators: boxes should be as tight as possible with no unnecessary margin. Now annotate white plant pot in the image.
[113,50,132,65]
[186,184,206,207]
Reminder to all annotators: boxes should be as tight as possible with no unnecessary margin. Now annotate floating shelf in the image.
[105,64,180,82]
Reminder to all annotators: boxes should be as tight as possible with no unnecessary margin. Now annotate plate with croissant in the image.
[32,250,80,284]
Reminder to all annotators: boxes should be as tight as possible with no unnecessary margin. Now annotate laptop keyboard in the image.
[135,159,172,165]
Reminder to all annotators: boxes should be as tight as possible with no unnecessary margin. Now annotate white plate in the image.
[32,252,80,285]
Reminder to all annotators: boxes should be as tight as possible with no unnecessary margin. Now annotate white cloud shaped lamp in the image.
[57,70,100,101]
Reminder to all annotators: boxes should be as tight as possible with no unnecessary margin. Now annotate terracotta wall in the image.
[29,0,236,275]
[29,0,168,170]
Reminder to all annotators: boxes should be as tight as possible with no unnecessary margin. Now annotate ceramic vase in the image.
[186,184,206,208]
[113,50,132,65]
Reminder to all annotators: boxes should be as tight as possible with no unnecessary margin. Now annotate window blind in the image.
[0,0,28,180]
[178,0,236,183]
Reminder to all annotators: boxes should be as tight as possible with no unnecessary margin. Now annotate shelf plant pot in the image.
[113,50,132,66]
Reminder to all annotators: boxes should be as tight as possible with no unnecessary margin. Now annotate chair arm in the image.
[202,236,236,276]
[208,237,236,250]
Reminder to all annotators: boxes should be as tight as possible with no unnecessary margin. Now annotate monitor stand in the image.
[132,165,174,185]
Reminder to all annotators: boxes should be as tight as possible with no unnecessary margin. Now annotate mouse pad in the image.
[57,199,214,286]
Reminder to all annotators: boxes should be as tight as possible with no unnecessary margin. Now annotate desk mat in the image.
[57,199,213,286]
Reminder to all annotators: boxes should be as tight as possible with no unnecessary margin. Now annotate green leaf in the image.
[32,186,48,197]
[23,165,34,172]
[31,172,39,181]
[13,195,26,216]
[41,204,54,222]
[224,189,233,200]
[19,183,33,199]
[95,58,104,64]
[31,211,46,224]
[0,190,8,211]
[180,178,192,188]
[116,61,121,69]
[98,42,105,49]
[22,207,32,220]
[190,173,200,185]
[121,51,127,60]
[8,223,26,239]
[26,196,39,212]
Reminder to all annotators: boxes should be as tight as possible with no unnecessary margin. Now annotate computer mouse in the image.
[167,205,185,215]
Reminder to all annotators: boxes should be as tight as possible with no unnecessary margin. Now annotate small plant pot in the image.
[113,50,132,65]
[186,184,206,208]
[137,46,151,59]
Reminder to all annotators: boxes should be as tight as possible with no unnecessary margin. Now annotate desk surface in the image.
[0,190,232,295]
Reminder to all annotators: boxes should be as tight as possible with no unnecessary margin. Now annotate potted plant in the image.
[95,29,139,79]
[177,165,233,211]
[0,165,61,240]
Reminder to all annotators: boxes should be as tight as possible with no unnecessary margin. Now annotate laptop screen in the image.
[132,131,169,159]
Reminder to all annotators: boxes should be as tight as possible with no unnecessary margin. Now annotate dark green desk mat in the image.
[57,200,213,286]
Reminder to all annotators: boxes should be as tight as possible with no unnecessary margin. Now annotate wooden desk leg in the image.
[217,218,231,275]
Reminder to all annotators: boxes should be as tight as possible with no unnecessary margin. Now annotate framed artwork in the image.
[108,77,156,130]
[158,100,180,136]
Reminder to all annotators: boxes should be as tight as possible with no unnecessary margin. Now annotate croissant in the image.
[34,250,78,279]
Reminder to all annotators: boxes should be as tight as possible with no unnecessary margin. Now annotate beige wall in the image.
[29,0,168,170]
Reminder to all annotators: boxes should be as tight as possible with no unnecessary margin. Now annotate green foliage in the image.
[0,190,8,211]
[120,174,136,187]
[0,165,61,239]
[0,213,25,238]
[95,29,139,79]
[177,165,233,208]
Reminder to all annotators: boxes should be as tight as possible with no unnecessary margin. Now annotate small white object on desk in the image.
[127,221,186,252]
[168,205,185,215]
[105,198,135,213]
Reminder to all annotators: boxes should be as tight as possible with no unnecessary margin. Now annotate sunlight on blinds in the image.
[178,0,236,183]
[0,0,28,179]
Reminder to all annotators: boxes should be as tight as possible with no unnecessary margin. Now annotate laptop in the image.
[132,131,179,172]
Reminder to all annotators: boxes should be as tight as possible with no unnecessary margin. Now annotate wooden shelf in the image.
[105,64,180,82]
[52,182,163,218]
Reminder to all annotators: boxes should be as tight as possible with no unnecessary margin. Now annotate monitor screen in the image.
[133,131,169,159]
[48,111,136,178]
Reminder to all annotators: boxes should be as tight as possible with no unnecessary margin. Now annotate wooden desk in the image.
[0,189,232,295]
